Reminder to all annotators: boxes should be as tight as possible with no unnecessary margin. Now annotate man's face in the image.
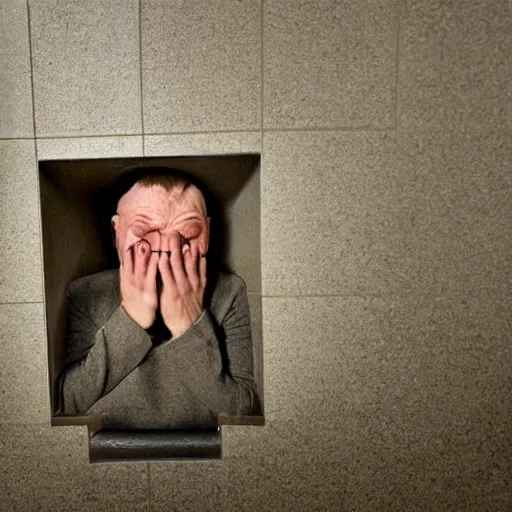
[111,183,210,265]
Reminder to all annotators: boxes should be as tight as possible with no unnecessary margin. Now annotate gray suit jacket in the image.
[59,269,260,429]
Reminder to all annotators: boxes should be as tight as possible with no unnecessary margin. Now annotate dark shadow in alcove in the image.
[39,154,264,446]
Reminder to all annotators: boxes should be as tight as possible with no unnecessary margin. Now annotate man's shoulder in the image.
[67,269,120,306]
[68,269,118,293]
[214,271,247,296]
[67,269,121,326]
[209,271,248,318]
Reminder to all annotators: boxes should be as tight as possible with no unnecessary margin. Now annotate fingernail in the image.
[182,244,190,254]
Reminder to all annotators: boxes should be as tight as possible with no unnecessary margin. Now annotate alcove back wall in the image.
[1,1,511,510]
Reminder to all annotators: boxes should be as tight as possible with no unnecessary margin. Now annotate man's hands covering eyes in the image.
[120,240,159,329]
[119,237,207,336]
[157,236,207,338]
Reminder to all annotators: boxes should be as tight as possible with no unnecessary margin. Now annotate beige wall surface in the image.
[0,0,511,510]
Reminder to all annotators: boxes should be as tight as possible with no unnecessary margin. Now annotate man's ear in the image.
[111,215,119,249]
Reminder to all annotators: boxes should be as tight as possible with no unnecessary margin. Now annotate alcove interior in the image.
[39,154,263,437]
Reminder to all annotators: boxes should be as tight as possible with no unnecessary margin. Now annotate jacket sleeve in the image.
[59,282,153,414]
[162,279,261,418]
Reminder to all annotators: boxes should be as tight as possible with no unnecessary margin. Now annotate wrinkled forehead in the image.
[117,182,207,217]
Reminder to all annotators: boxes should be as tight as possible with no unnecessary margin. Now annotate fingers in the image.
[170,234,187,289]
[183,243,199,290]
[122,245,134,275]
[142,235,206,296]
[197,229,209,258]
[146,250,159,281]
[158,251,174,288]
[134,240,150,280]
[190,239,199,263]
[199,253,207,290]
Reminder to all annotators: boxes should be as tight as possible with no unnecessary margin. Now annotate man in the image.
[58,168,260,429]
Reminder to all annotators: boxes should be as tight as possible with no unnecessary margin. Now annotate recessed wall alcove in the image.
[39,153,263,459]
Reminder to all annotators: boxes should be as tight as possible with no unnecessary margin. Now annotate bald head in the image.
[117,181,207,218]
[111,179,210,265]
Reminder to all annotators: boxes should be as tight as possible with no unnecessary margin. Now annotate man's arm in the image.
[59,281,153,415]
[60,242,160,414]
[161,278,260,418]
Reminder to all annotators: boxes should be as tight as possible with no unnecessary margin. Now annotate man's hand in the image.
[120,239,159,329]
[158,235,207,338]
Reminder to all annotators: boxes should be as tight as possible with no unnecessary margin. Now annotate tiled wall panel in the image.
[0,0,34,138]
[264,0,396,129]
[400,0,512,131]
[29,0,141,137]
[0,304,49,424]
[0,424,148,512]
[262,131,512,297]
[141,0,261,133]
[0,140,42,303]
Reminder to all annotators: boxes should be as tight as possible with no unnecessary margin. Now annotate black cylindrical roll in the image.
[89,428,222,463]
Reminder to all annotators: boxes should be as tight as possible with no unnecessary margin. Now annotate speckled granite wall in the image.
[1,0,511,510]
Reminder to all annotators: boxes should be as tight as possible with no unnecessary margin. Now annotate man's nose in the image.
[158,232,182,253]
